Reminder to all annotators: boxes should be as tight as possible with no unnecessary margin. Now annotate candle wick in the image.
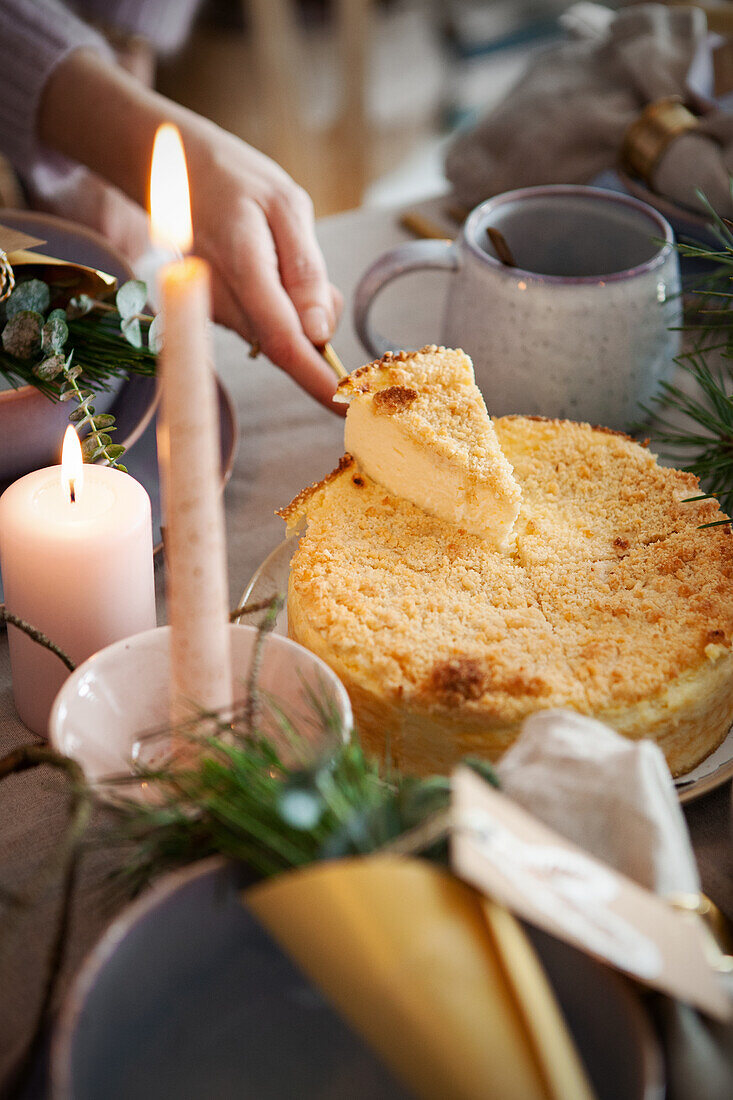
[69,480,76,504]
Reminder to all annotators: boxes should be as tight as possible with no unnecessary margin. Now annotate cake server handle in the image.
[353,238,459,360]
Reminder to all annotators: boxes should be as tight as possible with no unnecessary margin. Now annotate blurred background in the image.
[155,0,596,216]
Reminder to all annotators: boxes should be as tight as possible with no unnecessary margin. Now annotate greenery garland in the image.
[1,275,158,469]
[103,601,499,893]
[644,195,733,515]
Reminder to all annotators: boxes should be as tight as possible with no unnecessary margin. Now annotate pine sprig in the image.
[644,190,733,512]
[0,277,157,442]
[0,275,160,470]
[644,349,733,512]
[100,604,499,892]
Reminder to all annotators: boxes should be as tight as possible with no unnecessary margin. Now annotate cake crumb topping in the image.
[373,385,418,414]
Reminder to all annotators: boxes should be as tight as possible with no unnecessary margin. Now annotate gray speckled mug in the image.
[353,186,681,430]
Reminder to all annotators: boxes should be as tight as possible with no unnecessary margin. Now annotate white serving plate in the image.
[239,537,733,804]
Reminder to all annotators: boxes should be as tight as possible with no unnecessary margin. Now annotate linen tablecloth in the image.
[0,202,731,1094]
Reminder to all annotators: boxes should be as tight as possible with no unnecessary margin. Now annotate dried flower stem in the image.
[243,596,284,734]
[0,609,75,671]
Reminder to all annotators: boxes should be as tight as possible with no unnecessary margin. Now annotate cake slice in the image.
[334,345,521,549]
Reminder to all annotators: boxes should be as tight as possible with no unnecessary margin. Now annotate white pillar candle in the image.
[0,438,156,736]
[151,124,233,727]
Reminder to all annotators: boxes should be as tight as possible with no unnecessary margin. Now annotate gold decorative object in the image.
[321,341,348,379]
[0,249,15,304]
[399,211,454,241]
[668,891,733,974]
[620,96,699,186]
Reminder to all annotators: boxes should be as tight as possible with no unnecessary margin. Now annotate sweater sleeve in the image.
[0,0,113,187]
[77,0,202,56]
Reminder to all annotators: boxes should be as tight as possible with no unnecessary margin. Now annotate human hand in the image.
[186,120,343,410]
[38,50,345,411]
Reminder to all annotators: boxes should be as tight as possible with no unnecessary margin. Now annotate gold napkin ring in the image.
[0,248,15,304]
[620,96,699,186]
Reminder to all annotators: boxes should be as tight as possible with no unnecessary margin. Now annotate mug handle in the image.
[353,239,459,359]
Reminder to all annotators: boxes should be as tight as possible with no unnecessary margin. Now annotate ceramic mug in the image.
[353,186,682,430]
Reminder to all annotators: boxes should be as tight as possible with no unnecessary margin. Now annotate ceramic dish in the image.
[49,622,352,804]
[238,537,733,804]
[0,209,141,480]
[52,857,663,1100]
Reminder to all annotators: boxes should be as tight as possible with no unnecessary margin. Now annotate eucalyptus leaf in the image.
[33,354,65,381]
[121,316,142,348]
[42,315,69,354]
[2,310,43,359]
[80,436,99,461]
[69,407,88,423]
[105,445,126,461]
[90,432,113,449]
[6,279,50,319]
[65,364,82,381]
[147,313,162,353]
[67,294,93,318]
[92,413,115,429]
[116,279,146,319]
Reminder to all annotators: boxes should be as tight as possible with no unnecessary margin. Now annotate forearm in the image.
[37,43,342,408]
[38,47,214,210]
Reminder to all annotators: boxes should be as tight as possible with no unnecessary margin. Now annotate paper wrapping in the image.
[0,223,117,303]
[246,857,595,1100]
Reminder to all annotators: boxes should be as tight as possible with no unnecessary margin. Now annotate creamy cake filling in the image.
[344,391,521,548]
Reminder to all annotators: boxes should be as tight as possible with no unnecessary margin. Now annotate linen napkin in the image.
[497,709,732,1100]
[445,2,733,218]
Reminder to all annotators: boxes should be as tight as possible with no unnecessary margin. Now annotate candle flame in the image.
[61,425,83,504]
[149,123,193,254]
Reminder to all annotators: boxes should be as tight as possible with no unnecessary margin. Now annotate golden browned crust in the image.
[335,344,450,401]
[373,385,418,414]
[501,413,635,443]
[281,412,733,777]
[276,454,354,527]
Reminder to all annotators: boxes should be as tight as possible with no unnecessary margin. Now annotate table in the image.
[1,200,731,1095]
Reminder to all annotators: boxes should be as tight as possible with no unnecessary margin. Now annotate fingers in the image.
[210,265,252,341]
[223,201,341,410]
[265,185,336,345]
[330,283,344,327]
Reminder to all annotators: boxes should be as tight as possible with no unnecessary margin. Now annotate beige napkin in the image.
[496,709,699,896]
[446,2,733,218]
[497,708,732,1100]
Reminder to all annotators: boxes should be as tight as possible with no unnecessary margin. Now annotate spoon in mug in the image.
[486,226,517,268]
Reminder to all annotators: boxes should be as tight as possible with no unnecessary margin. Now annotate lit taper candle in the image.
[150,123,233,727]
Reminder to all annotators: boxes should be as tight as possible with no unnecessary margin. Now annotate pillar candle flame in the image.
[149,123,193,254]
[61,425,83,504]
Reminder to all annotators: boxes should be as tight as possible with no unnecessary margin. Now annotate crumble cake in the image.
[335,346,521,548]
[278,348,733,777]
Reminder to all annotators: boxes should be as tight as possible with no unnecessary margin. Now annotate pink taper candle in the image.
[150,124,233,726]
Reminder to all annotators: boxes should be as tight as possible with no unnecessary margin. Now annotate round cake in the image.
[279,363,733,778]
